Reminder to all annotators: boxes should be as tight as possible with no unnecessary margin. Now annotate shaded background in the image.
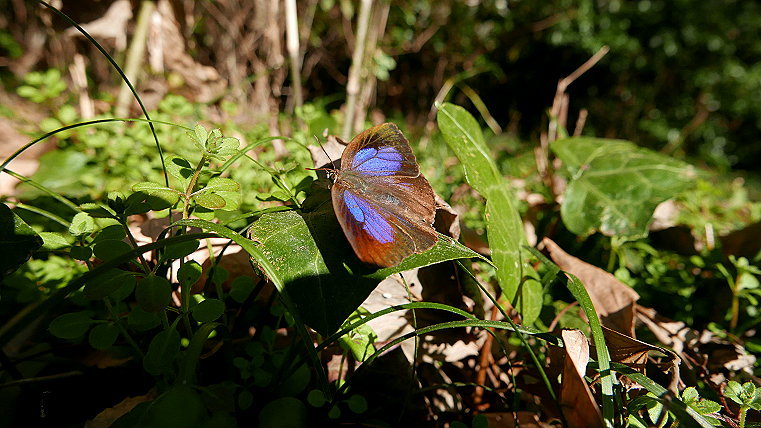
[1,0,760,174]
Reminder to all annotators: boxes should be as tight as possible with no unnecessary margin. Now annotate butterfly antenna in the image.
[314,135,337,170]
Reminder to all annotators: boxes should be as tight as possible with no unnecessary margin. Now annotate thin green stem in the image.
[104,298,144,358]
[183,154,209,219]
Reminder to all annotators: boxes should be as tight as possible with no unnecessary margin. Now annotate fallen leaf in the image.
[558,329,604,428]
[85,389,156,428]
[543,238,640,336]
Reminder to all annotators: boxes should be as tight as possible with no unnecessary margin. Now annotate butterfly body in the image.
[329,123,437,268]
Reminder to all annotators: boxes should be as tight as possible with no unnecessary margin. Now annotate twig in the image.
[341,0,372,140]
[473,305,499,408]
[285,0,303,113]
[115,1,155,117]
[573,108,588,136]
[548,45,609,142]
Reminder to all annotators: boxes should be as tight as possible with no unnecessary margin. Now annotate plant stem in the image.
[105,298,144,358]
[115,1,155,117]
[184,154,209,219]
[342,0,373,140]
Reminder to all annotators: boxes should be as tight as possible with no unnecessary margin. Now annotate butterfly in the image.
[328,122,438,268]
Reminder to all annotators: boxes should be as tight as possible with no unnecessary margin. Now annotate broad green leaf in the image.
[0,204,43,276]
[195,192,226,209]
[69,212,96,237]
[136,274,172,312]
[70,245,92,261]
[247,207,481,335]
[84,269,136,300]
[132,182,181,206]
[38,231,73,250]
[92,224,126,242]
[143,326,181,375]
[142,385,205,427]
[128,306,161,331]
[193,124,208,146]
[437,103,525,307]
[338,311,377,362]
[551,137,695,237]
[178,261,202,287]
[23,150,91,197]
[191,299,225,322]
[205,177,240,192]
[178,322,219,385]
[49,311,94,339]
[229,276,255,303]
[165,155,194,187]
[163,239,199,260]
[93,239,132,262]
[88,323,119,350]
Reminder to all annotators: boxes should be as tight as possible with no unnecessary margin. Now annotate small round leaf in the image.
[191,299,225,323]
[49,311,94,339]
[88,323,119,349]
[136,274,172,312]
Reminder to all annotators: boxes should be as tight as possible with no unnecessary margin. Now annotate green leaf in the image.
[194,193,226,209]
[163,239,199,260]
[25,150,90,197]
[136,274,172,312]
[165,155,194,187]
[215,137,241,157]
[80,202,116,218]
[93,224,126,242]
[725,381,744,405]
[347,395,368,414]
[69,212,96,237]
[191,299,225,322]
[0,204,43,275]
[178,322,219,385]
[338,311,377,361]
[193,124,208,146]
[88,323,119,350]
[143,326,181,375]
[682,387,699,404]
[307,390,326,407]
[128,306,161,331]
[38,232,73,250]
[244,208,481,335]
[692,399,722,415]
[437,103,525,305]
[49,311,94,339]
[132,182,181,206]
[84,269,136,300]
[205,177,240,192]
[551,137,695,238]
[258,398,307,428]
[229,276,255,303]
[178,261,203,287]
[93,239,133,262]
[142,385,205,427]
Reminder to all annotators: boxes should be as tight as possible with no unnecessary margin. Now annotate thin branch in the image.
[342,0,373,140]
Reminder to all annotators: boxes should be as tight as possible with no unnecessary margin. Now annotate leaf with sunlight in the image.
[248,206,481,336]
[551,137,696,238]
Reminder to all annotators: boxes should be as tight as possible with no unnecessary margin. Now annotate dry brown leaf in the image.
[602,325,674,369]
[543,238,640,336]
[85,389,156,428]
[720,221,761,260]
[558,329,604,428]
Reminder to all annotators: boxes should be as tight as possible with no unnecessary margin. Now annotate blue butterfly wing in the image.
[331,180,437,267]
[332,123,437,267]
[341,123,421,177]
